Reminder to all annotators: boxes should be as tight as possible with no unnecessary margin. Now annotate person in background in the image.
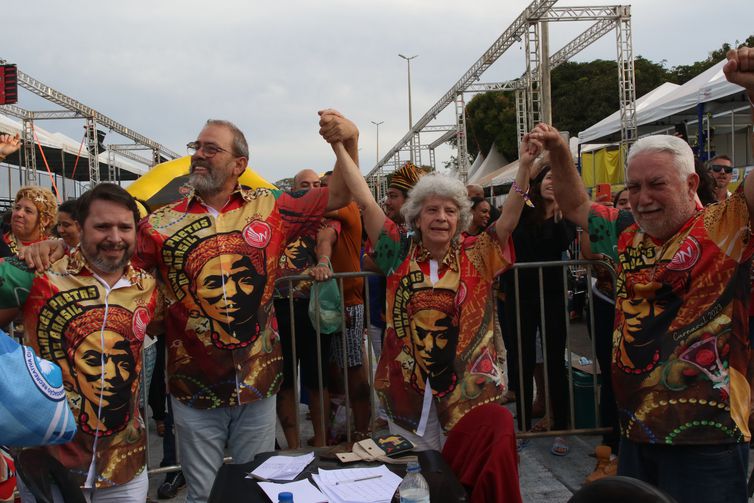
[695,159,719,206]
[56,199,81,249]
[708,154,734,201]
[275,168,339,448]
[464,197,491,237]
[2,186,57,258]
[320,170,371,441]
[504,159,577,456]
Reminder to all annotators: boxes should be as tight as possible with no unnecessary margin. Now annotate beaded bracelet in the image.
[511,180,534,207]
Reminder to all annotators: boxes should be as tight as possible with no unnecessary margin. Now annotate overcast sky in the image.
[4,0,752,183]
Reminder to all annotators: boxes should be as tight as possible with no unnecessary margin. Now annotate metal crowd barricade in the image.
[141,270,382,477]
[510,258,617,440]
[140,259,618,476]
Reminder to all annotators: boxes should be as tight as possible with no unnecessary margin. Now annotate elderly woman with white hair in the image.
[324,127,543,451]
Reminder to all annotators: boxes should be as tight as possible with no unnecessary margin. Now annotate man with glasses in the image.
[708,154,734,201]
[134,114,358,502]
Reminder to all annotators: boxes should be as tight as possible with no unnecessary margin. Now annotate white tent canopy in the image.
[467,152,486,180]
[468,142,508,184]
[578,60,748,145]
[579,82,680,144]
[0,113,146,176]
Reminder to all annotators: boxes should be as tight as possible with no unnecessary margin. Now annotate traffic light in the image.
[0,64,18,105]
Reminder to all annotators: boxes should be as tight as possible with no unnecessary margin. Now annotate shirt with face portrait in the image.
[0,251,159,489]
[135,186,328,409]
[372,218,513,433]
[588,191,754,445]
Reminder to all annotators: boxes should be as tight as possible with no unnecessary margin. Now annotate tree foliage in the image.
[462,36,754,160]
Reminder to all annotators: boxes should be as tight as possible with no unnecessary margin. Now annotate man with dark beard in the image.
[0,183,159,501]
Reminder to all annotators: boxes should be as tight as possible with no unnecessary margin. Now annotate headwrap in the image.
[389,162,424,193]
[14,186,58,237]
[184,232,265,286]
[64,305,139,362]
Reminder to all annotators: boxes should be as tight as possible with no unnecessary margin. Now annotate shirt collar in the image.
[414,239,460,272]
[66,248,147,290]
[187,184,246,205]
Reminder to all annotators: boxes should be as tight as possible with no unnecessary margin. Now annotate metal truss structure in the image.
[366,1,636,188]
[0,57,179,187]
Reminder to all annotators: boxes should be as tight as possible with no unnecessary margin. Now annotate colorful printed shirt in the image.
[135,186,328,409]
[275,218,340,300]
[373,219,513,433]
[588,192,754,445]
[0,252,159,488]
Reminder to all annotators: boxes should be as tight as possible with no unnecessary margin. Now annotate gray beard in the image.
[189,171,224,196]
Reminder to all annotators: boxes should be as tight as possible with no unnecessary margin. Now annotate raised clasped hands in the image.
[318,109,358,147]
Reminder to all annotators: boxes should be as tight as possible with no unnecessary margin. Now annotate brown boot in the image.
[584,445,618,484]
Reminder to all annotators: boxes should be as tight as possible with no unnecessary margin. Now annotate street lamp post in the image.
[398,53,418,163]
[370,120,383,165]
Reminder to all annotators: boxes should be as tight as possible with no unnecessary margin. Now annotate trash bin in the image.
[572,368,601,429]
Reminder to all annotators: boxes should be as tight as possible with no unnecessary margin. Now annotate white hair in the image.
[626,135,695,178]
[401,173,472,242]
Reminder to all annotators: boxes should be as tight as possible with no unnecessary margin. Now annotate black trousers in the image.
[506,291,571,431]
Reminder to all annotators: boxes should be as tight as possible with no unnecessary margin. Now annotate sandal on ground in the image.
[550,436,569,456]
[516,439,530,452]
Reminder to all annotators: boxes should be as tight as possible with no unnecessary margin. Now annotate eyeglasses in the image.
[709,164,733,174]
[186,141,232,157]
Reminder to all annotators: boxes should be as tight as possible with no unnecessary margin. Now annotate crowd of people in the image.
[0,46,751,503]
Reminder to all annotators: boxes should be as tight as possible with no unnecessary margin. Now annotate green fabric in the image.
[0,257,34,308]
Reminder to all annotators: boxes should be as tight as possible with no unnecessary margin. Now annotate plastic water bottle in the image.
[399,461,430,503]
[277,491,294,503]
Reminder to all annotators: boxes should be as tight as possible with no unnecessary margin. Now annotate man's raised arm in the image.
[529,123,591,229]
[723,46,754,220]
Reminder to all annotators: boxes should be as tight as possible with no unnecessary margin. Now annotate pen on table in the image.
[335,474,383,485]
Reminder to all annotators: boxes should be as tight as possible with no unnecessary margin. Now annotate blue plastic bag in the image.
[0,330,76,446]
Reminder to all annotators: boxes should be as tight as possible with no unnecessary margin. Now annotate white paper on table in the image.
[248,452,316,481]
[257,479,327,503]
[313,465,402,503]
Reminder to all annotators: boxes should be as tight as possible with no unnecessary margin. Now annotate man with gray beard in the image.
[533,46,754,503]
[133,112,358,502]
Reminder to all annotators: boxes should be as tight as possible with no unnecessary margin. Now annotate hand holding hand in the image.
[528,123,567,152]
[318,109,358,145]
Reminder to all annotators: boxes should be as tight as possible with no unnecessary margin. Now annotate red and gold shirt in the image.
[588,191,754,445]
[0,251,159,488]
[135,186,328,409]
[373,219,513,433]
[276,218,341,300]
